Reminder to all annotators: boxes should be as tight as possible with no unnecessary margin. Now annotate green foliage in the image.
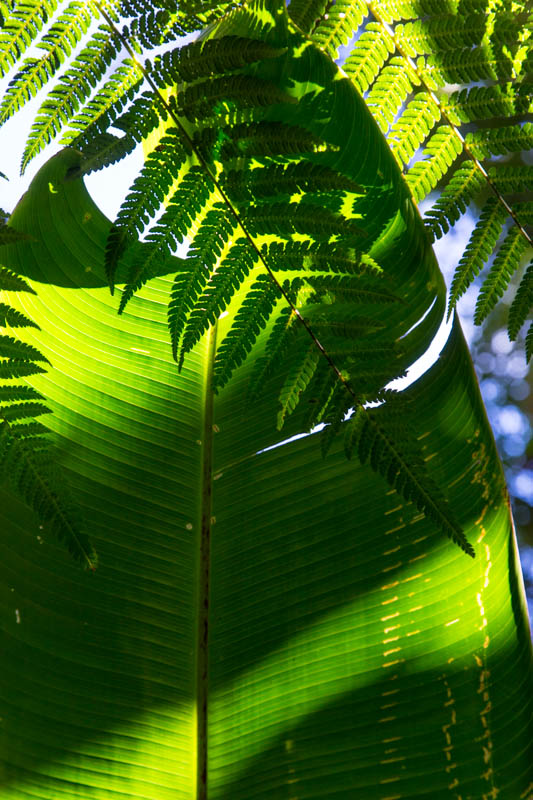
[0,1,94,127]
[343,393,474,556]
[0,250,95,569]
[150,35,287,85]
[1,3,533,794]
[448,197,508,315]
[21,25,121,172]
[474,227,529,325]
[424,162,485,240]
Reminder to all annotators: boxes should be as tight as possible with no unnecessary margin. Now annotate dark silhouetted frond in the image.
[245,202,365,240]
[168,203,235,361]
[288,0,328,34]
[343,395,475,555]
[526,321,533,363]
[0,302,39,329]
[151,35,287,87]
[176,73,296,122]
[0,256,95,567]
[105,130,189,292]
[213,274,282,390]
[277,344,319,429]
[180,239,257,363]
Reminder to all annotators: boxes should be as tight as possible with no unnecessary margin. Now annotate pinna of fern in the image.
[0,252,96,569]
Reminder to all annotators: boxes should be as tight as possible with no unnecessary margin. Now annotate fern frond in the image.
[212,121,335,160]
[0,1,93,127]
[513,201,533,227]
[121,8,176,48]
[0,385,44,402]
[319,381,354,456]
[213,274,282,390]
[151,35,287,87]
[261,240,381,275]
[0,0,58,79]
[1,401,50,422]
[311,0,367,59]
[21,25,121,172]
[0,302,39,329]
[176,74,296,123]
[342,22,395,95]
[105,130,188,291]
[117,169,214,316]
[526,321,533,363]
[277,344,319,429]
[288,0,328,34]
[0,419,97,568]
[72,131,136,176]
[465,123,533,159]
[424,162,485,240]
[0,224,31,245]
[244,202,365,240]
[444,84,529,126]
[395,13,488,57]
[247,304,299,400]
[144,166,215,256]
[388,93,441,167]
[0,334,49,362]
[365,57,420,134]
[0,360,46,379]
[405,125,463,203]
[343,396,474,556]
[448,197,508,315]
[179,239,257,364]
[0,272,95,567]
[168,203,234,361]
[0,266,36,294]
[421,46,514,86]
[305,274,400,305]
[225,162,364,203]
[508,259,533,341]
[487,166,533,195]
[304,367,338,429]
[303,308,386,338]
[375,0,465,24]
[61,60,143,152]
[474,227,528,325]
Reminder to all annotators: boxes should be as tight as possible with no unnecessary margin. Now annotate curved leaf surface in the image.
[0,142,531,800]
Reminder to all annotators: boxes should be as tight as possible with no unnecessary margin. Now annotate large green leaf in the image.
[0,140,532,800]
[0,4,532,796]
